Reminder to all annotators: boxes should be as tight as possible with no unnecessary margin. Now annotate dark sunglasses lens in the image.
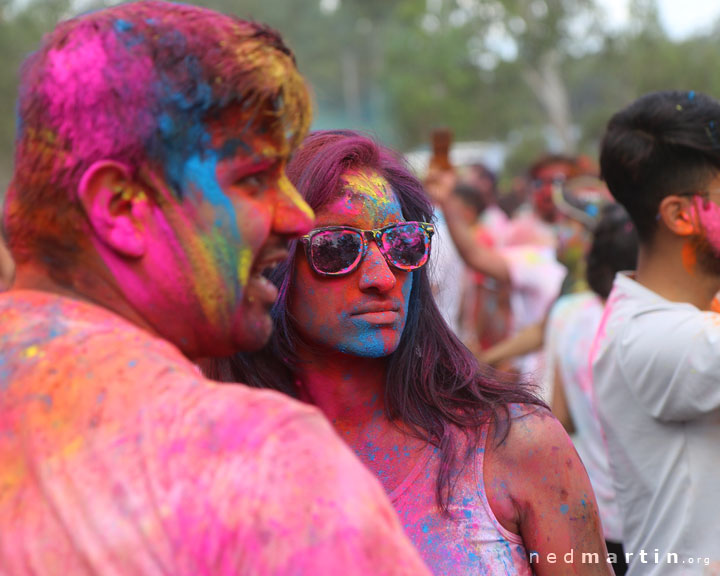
[381,224,430,269]
[310,230,363,274]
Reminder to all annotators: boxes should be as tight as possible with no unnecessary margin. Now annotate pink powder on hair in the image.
[45,31,156,162]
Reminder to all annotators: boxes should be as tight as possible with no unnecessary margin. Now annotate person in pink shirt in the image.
[208,130,612,575]
[0,4,431,575]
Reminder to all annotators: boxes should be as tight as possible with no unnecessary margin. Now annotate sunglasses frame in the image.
[300,221,434,277]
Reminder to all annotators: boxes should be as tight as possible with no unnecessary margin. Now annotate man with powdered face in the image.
[592,90,720,574]
[0,3,431,574]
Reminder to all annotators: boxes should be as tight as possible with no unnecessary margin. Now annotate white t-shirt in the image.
[501,244,565,379]
[544,292,622,542]
[591,273,720,574]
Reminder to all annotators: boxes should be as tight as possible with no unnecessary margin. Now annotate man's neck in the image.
[635,244,720,311]
[12,262,159,335]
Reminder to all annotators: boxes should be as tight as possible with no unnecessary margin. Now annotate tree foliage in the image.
[2,0,720,191]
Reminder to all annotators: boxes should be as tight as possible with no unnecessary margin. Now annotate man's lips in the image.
[250,248,289,277]
[245,246,288,306]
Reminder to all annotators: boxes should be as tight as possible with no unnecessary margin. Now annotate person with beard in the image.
[0,4,432,574]
[591,90,720,574]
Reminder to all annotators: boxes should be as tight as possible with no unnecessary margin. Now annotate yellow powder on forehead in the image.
[341,169,394,209]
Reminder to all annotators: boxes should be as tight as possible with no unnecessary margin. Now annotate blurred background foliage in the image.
[2,0,720,193]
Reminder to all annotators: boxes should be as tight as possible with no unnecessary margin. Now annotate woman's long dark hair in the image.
[205,130,544,511]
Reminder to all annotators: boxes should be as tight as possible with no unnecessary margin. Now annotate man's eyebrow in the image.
[224,156,279,178]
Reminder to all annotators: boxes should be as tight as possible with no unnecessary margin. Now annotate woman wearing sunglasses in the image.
[206,131,610,575]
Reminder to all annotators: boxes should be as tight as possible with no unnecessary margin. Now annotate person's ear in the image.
[658,195,697,236]
[77,161,151,258]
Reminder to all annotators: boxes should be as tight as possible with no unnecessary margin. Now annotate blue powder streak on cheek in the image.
[182,152,247,261]
[181,151,249,296]
[183,153,236,230]
[342,319,386,357]
[560,504,569,514]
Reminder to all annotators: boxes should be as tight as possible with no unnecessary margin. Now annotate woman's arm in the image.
[485,407,612,575]
[424,167,511,283]
[477,320,545,367]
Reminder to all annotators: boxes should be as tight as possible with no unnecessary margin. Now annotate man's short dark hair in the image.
[600,90,720,243]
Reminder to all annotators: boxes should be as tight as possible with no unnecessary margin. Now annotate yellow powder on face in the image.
[279,175,314,221]
[340,170,394,213]
[237,247,253,288]
[342,170,391,204]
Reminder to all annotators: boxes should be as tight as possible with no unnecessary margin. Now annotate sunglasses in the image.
[300,221,434,277]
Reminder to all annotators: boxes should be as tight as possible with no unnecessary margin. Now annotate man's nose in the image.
[272,175,315,237]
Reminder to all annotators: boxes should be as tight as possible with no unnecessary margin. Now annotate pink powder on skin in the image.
[694,196,720,254]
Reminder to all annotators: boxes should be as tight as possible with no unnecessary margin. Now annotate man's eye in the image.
[235,175,263,188]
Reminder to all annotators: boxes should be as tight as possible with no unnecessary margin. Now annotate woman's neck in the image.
[296,347,388,432]
[295,345,429,494]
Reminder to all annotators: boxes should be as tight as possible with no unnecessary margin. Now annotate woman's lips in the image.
[350,303,401,324]
[351,310,401,324]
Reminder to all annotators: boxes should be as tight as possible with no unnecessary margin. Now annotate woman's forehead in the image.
[318,168,402,222]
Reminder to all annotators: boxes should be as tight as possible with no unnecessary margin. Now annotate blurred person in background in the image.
[545,203,639,575]
[428,154,573,378]
[592,90,720,574]
[0,4,431,574]
[465,162,509,240]
[209,130,612,576]
[0,229,13,290]
[450,175,512,356]
[472,160,608,388]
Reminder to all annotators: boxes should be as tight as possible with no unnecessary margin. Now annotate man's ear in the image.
[658,195,697,237]
[77,161,150,258]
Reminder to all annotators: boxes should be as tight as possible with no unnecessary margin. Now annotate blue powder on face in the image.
[560,504,569,514]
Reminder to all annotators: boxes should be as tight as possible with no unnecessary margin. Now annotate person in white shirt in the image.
[591,90,720,575]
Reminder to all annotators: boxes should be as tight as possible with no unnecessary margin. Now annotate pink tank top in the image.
[389,423,532,575]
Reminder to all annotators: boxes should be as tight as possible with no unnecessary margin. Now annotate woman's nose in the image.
[358,243,396,293]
